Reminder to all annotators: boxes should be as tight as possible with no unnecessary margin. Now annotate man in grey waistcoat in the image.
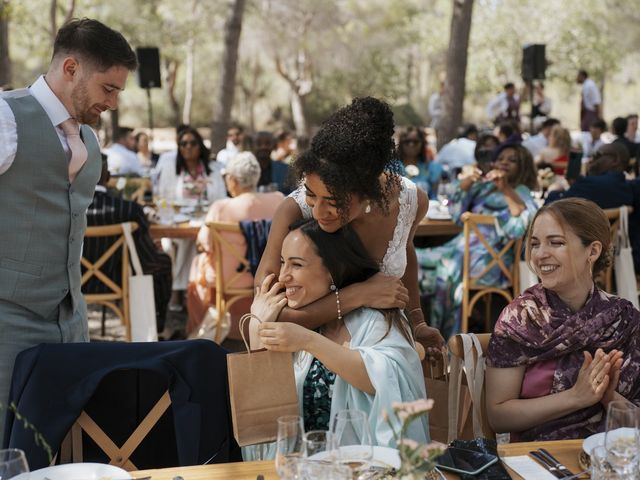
[0,19,137,442]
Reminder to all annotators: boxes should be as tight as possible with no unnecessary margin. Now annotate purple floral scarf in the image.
[487,283,640,441]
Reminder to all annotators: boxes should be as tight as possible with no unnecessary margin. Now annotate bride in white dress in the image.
[255,97,445,354]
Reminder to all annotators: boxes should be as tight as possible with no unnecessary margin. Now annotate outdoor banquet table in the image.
[149,217,462,241]
[132,439,585,480]
[149,222,201,239]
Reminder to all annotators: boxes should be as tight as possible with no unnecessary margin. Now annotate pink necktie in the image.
[59,118,88,182]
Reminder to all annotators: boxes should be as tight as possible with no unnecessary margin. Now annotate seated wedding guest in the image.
[486,198,640,441]
[186,152,284,333]
[155,123,190,173]
[611,116,639,173]
[546,143,640,271]
[156,126,227,310]
[245,220,427,459]
[255,97,444,354]
[85,156,172,334]
[417,143,538,338]
[538,125,571,175]
[475,132,499,175]
[135,130,158,169]
[626,114,639,143]
[253,131,291,194]
[106,126,143,176]
[396,126,443,199]
[523,118,560,159]
[581,118,607,160]
[496,121,521,144]
[272,128,295,163]
[435,123,478,175]
[216,124,244,166]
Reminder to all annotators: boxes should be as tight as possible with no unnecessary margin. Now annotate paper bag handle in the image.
[122,222,143,276]
[239,313,263,353]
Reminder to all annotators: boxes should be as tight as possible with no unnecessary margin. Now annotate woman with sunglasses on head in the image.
[156,126,227,312]
[397,126,442,200]
[255,97,445,355]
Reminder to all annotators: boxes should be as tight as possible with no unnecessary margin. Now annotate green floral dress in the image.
[302,357,336,431]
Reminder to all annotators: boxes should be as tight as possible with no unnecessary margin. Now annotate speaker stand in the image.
[145,88,154,140]
[528,80,534,134]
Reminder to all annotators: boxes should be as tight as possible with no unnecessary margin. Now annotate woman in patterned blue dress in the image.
[396,126,443,200]
[416,144,539,339]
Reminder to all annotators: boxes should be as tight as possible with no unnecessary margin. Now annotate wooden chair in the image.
[448,333,495,440]
[206,221,255,343]
[59,388,171,470]
[461,212,522,333]
[600,206,633,293]
[81,223,138,341]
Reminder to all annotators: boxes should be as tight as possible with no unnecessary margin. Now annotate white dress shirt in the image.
[106,143,143,176]
[486,92,520,121]
[215,140,239,166]
[435,137,477,170]
[582,78,601,111]
[522,133,548,158]
[0,75,75,175]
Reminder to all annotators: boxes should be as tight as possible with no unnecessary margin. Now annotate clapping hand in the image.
[571,348,620,409]
[485,169,509,192]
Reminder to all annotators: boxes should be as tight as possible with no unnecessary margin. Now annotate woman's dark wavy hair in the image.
[175,127,211,176]
[398,126,427,165]
[292,97,402,218]
[292,219,413,344]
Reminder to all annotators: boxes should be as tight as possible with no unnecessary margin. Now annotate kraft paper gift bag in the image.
[227,314,299,446]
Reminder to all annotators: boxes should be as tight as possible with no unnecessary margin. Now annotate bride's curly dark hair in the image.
[292,97,402,217]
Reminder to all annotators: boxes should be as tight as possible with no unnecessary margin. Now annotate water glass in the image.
[592,445,624,480]
[298,460,352,480]
[0,449,29,479]
[303,430,335,459]
[275,415,305,479]
[330,409,373,473]
[605,400,639,476]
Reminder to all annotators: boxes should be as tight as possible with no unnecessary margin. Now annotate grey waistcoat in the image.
[0,90,101,318]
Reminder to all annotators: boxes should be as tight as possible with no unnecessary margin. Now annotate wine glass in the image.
[436,182,451,207]
[0,449,29,479]
[591,445,623,480]
[303,430,335,459]
[330,409,373,474]
[275,415,305,479]
[605,400,639,476]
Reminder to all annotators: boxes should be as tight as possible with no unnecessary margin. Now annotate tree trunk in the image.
[290,91,307,137]
[210,0,246,156]
[0,1,11,89]
[182,35,195,125]
[49,0,75,42]
[438,0,474,149]
[165,59,180,127]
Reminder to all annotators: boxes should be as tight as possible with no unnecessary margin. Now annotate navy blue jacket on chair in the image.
[3,340,241,470]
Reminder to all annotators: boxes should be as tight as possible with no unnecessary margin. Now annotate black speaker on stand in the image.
[521,44,546,133]
[136,47,162,145]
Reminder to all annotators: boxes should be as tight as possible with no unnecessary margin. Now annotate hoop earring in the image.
[365,202,371,214]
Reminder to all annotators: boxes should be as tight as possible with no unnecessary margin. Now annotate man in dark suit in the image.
[546,143,640,271]
[84,155,172,333]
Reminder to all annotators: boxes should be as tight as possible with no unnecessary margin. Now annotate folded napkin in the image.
[501,456,557,480]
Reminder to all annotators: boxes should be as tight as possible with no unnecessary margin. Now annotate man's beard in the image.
[70,82,99,126]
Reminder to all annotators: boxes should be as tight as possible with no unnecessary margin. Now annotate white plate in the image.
[173,213,191,223]
[583,432,605,455]
[309,446,401,469]
[583,428,637,455]
[14,463,131,480]
[426,210,452,220]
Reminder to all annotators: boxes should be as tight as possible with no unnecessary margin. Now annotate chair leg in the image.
[484,295,492,332]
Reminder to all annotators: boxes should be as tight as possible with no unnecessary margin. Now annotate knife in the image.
[529,450,567,478]
[538,448,574,477]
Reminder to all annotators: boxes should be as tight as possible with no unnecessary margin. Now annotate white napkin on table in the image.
[501,455,557,480]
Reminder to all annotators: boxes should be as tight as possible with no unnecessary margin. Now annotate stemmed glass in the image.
[275,415,305,479]
[604,400,639,476]
[299,430,351,480]
[330,409,373,474]
[0,449,29,479]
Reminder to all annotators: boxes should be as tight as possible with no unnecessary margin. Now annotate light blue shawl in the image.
[242,307,429,460]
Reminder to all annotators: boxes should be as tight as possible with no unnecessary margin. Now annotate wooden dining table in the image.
[132,439,585,480]
[149,217,461,241]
